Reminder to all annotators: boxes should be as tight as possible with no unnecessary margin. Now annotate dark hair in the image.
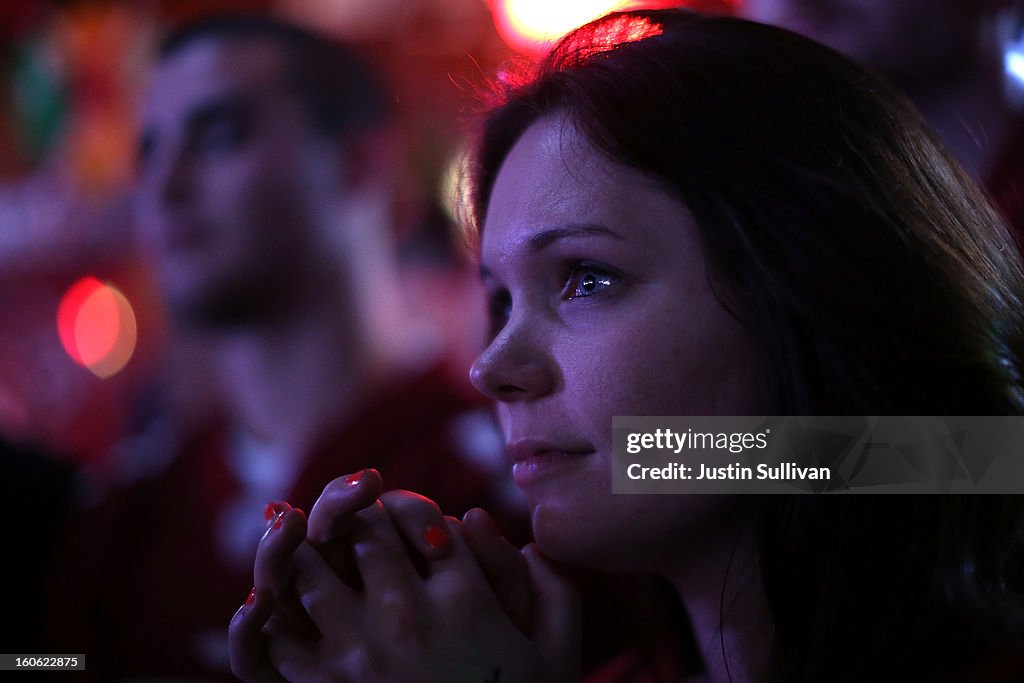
[471,9,1024,681]
[160,14,388,138]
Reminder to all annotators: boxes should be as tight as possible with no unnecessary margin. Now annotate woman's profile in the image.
[229,9,1024,682]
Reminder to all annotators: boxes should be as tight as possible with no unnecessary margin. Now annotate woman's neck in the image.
[664,507,772,683]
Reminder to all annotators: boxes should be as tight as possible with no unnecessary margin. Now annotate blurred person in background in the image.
[740,0,1024,248]
[49,14,520,681]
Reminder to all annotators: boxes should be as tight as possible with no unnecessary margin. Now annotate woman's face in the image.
[470,114,768,571]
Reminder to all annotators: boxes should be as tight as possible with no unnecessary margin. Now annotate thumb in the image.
[523,543,581,681]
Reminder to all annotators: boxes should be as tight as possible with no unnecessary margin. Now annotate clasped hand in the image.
[229,469,580,682]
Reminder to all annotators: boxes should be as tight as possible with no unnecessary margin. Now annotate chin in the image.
[530,494,743,574]
[530,503,638,572]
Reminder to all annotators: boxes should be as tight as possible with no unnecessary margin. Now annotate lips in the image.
[506,438,595,486]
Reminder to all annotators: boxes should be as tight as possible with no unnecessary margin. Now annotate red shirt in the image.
[49,364,524,681]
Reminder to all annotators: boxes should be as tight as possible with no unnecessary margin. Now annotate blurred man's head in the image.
[134,16,388,328]
[741,0,1015,87]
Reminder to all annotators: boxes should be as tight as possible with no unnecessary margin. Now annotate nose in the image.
[139,141,192,208]
[470,319,558,403]
[160,146,194,206]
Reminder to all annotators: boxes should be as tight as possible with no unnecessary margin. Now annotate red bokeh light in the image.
[58,276,104,366]
[57,275,138,378]
[490,0,637,53]
[489,0,738,54]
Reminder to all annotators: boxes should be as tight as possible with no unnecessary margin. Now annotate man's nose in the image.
[140,142,193,207]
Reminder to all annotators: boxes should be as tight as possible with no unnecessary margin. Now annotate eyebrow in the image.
[527,223,625,252]
[138,88,261,163]
[184,89,260,133]
[479,223,625,281]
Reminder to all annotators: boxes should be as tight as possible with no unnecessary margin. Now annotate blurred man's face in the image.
[135,37,340,326]
[741,0,1000,86]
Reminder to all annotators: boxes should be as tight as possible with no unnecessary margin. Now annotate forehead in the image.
[481,114,695,260]
[142,36,289,125]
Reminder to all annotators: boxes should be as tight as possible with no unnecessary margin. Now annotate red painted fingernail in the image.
[245,588,256,606]
[263,501,291,521]
[424,524,450,550]
[293,507,306,519]
[272,512,285,529]
[345,470,363,486]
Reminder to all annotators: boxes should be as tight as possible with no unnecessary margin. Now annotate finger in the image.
[255,506,320,639]
[425,516,504,619]
[255,504,307,597]
[461,508,533,634]
[427,515,488,579]
[265,626,322,683]
[307,470,383,590]
[523,544,580,679]
[307,469,383,544]
[349,500,423,599]
[380,490,453,564]
[229,587,287,683]
[289,540,360,637]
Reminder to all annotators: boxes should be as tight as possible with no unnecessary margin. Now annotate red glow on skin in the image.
[57,276,138,378]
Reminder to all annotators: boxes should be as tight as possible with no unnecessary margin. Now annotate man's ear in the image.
[333,124,421,244]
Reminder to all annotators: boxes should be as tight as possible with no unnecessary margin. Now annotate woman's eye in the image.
[563,267,615,300]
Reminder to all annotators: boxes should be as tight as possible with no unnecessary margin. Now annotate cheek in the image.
[552,336,637,444]
[558,301,763,421]
[132,199,161,249]
[202,135,315,215]
[207,153,281,209]
[496,404,514,440]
